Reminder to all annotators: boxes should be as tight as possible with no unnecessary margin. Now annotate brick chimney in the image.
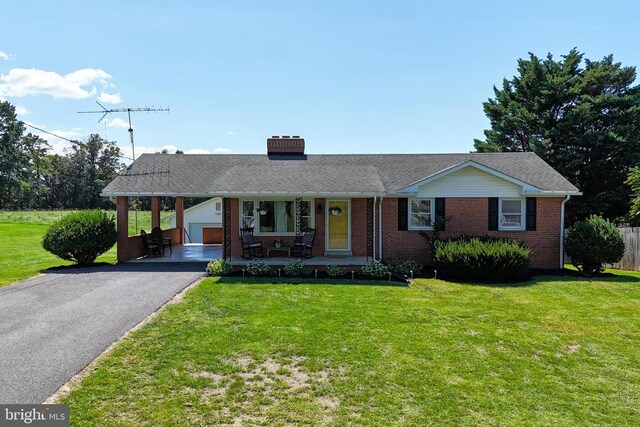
[267,135,305,155]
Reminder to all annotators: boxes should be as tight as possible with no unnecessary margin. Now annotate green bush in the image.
[384,258,424,277]
[361,260,390,278]
[326,264,344,278]
[42,210,116,265]
[207,259,233,276]
[432,236,530,282]
[283,259,310,277]
[565,215,625,276]
[245,260,272,277]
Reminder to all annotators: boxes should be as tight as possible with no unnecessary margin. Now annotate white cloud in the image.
[162,144,178,153]
[0,51,10,60]
[117,144,232,162]
[184,148,211,154]
[106,117,129,129]
[25,122,82,155]
[213,147,233,154]
[15,105,29,115]
[0,67,111,99]
[225,131,236,135]
[98,91,122,104]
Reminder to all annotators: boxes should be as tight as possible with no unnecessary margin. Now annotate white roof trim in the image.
[396,160,545,194]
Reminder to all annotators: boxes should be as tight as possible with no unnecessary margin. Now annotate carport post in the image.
[116,196,129,262]
[176,196,185,244]
[151,196,161,229]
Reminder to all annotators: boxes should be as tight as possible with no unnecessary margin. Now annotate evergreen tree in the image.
[475,49,640,223]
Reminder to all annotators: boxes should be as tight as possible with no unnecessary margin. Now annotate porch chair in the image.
[150,227,172,255]
[292,227,316,259]
[140,229,162,257]
[240,227,264,258]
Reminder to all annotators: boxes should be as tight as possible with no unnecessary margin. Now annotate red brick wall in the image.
[381,197,564,269]
[350,198,368,257]
[116,196,129,262]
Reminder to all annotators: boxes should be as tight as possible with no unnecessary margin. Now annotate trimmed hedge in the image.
[433,236,531,282]
[42,210,116,265]
[565,215,624,276]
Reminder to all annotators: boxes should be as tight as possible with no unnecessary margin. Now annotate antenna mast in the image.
[78,101,169,160]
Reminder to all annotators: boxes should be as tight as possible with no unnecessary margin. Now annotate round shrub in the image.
[245,260,272,277]
[565,215,624,276]
[384,258,424,277]
[326,264,344,278]
[207,259,233,276]
[42,210,116,265]
[361,260,390,278]
[433,236,530,282]
[283,259,310,277]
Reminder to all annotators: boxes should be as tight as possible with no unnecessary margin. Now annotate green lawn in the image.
[61,274,640,426]
[0,210,172,287]
[0,210,172,236]
[0,223,116,287]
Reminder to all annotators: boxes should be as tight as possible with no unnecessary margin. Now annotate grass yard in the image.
[0,210,171,287]
[0,210,172,236]
[61,274,640,426]
[0,223,116,287]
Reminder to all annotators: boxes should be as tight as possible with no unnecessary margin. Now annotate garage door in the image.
[188,223,220,244]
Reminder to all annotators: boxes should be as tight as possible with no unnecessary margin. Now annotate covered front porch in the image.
[114,194,382,265]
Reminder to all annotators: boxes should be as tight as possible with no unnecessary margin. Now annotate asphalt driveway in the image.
[0,262,206,403]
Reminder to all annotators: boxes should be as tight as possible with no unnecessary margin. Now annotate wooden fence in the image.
[610,227,640,271]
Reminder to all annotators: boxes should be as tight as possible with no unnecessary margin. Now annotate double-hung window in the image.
[409,198,433,230]
[241,199,313,235]
[499,198,525,230]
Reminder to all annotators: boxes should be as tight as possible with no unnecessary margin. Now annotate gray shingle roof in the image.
[102,152,579,196]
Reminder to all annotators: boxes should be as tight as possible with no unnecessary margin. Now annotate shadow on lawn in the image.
[438,268,640,288]
[43,262,209,275]
[215,276,409,287]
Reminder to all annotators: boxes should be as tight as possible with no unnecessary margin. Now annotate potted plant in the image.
[273,238,284,248]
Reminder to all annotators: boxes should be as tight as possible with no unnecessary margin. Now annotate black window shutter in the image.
[488,197,499,231]
[435,198,445,231]
[526,197,537,231]
[398,198,408,231]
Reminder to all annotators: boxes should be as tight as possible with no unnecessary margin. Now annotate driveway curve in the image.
[0,262,206,403]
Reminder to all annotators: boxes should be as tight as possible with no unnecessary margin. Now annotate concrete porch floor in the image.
[131,244,222,263]
[130,244,370,266]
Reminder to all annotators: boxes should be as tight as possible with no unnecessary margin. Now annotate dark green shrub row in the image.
[432,236,531,282]
[42,210,116,265]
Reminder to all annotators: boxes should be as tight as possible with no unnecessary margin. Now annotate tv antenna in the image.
[78,101,170,160]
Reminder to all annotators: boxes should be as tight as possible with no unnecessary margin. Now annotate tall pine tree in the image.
[475,49,640,223]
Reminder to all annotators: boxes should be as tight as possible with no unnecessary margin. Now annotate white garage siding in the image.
[168,198,223,244]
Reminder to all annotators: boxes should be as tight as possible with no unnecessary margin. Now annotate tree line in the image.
[0,101,123,210]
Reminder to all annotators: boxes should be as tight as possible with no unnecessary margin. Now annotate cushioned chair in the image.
[240,227,264,258]
[292,228,315,259]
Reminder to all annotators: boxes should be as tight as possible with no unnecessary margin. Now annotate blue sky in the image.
[1,1,638,160]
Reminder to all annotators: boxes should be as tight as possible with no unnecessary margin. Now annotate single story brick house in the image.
[102,136,580,269]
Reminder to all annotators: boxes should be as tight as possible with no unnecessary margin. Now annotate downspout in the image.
[373,196,377,260]
[560,195,571,269]
[379,196,384,260]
